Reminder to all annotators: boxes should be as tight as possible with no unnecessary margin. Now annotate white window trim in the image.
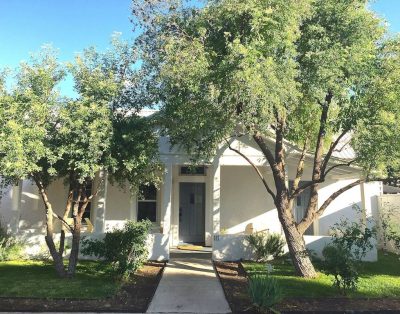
[137,187,158,223]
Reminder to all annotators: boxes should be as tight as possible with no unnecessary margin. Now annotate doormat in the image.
[177,244,205,251]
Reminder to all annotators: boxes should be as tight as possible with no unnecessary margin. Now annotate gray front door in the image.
[179,183,205,243]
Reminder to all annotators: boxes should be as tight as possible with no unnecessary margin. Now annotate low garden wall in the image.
[15,231,170,261]
[212,234,377,262]
[147,233,170,261]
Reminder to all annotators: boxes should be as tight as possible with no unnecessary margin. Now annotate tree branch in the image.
[290,140,309,195]
[298,179,363,233]
[275,118,285,169]
[316,179,363,218]
[225,139,277,204]
[290,158,357,200]
[31,174,73,232]
[252,131,287,194]
[52,212,74,232]
[321,129,350,175]
[323,159,358,177]
[312,91,332,182]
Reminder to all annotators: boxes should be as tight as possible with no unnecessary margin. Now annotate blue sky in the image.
[0,0,399,97]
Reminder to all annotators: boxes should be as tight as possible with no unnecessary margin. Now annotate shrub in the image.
[380,206,400,253]
[323,208,376,294]
[0,221,24,261]
[248,273,283,312]
[329,205,376,261]
[322,244,358,295]
[81,219,152,279]
[246,232,285,262]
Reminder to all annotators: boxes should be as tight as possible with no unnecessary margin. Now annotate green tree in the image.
[133,0,400,277]
[0,37,162,277]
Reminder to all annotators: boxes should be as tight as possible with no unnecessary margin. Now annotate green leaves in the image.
[0,36,161,192]
[0,48,64,184]
[135,0,399,179]
[352,36,400,178]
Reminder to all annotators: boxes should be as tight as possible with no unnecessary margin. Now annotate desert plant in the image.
[0,221,24,261]
[81,219,152,279]
[248,273,283,313]
[322,244,359,295]
[246,232,285,262]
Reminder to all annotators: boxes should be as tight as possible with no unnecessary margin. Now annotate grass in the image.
[0,260,120,299]
[242,251,400,298]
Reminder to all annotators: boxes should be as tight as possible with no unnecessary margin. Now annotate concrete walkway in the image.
[147,251,231,314]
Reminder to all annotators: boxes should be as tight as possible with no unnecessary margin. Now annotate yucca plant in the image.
[246,232,285,262]
[248,273,283,313]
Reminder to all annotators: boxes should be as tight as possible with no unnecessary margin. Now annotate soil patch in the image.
[0,261,164,312]
[214,261,400,314]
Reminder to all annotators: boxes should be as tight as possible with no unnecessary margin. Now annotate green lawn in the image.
[0,260,120,298]
[242,251,400,298]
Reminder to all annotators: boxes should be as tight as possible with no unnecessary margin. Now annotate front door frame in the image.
[179,182,206,244]
[170,165,214,247]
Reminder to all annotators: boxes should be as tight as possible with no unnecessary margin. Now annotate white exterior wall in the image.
[318,180,381,235]
[219,166,381,238]
[213,234,378,262]
[0,134,382,262]
[0,184,15,230]
[104,183,133,231]
[220,166,281,235]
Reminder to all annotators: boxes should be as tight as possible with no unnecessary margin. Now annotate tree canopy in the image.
[0,36,162,277]
[132,0,400,277]
[134,0,399,177]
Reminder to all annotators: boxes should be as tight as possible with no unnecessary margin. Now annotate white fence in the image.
[378,195,400,254]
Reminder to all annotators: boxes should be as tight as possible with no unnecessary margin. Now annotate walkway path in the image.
[147,251,231,314]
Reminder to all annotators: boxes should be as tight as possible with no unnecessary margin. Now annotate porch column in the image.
[129,194,137,221]
[212,161,221,243]
[94,170,108,233]
[161,163,172,237]
[10,181,22,234]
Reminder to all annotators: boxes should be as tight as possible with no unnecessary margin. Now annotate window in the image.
[180,166,206,176]
[71,181,92,222]
[289,181,314,235]
[137,184,157,222]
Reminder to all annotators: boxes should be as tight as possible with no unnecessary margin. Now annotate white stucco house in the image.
[0,110,381,261]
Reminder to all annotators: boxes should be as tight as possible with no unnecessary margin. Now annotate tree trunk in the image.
[277,199,317,278]
[34,176,67,278]
[45,206,67,277]
[45,234,67,278]
[67,219,81,277]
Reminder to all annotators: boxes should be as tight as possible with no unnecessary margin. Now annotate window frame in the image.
[70,181,93,224]
[137,184,158,223]
[289,180,315,235]
[179,166,207,176]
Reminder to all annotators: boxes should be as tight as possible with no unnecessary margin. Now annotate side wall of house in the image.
[219,165,381,236]
[220,166,280,235]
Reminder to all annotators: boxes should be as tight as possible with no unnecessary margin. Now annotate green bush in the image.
[0,221,24,261]
[246,232,285,262]
[81,219,152,279]
[322,244,359,295]
[329,205,376,261]
[380,206,400,253]
[248,273,283,312]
